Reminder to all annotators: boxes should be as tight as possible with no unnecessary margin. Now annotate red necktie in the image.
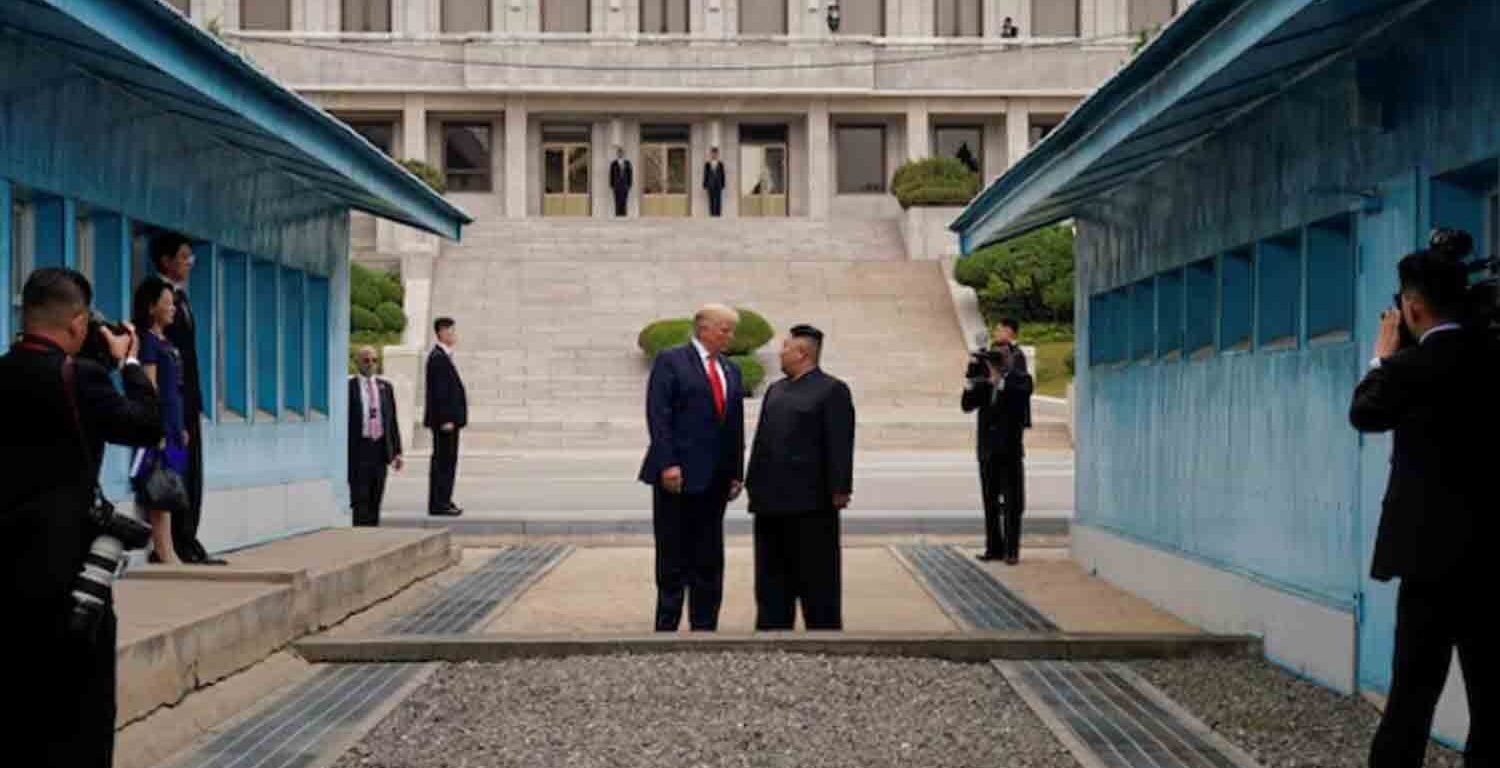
[366,378,383,440]
[707,356,725,420]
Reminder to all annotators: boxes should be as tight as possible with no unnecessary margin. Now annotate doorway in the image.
[641,125,691,217]
[739,125,789,217]
[542,126,591,217]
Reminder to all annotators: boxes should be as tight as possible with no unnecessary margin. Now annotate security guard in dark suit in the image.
[0,268,162,767]
[962,341,1033,564]
[1350,249,1497,768]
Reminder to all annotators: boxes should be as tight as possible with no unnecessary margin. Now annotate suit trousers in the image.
[428,428,460,513]
[171,413,207,561]
[753,513,842,630]
[350,438,389,527]
[707,190,723,217]
[980,455,1025,559]
[1370,575,1493,768]
[652,475,729,631]
[8,608,117,767]
[613,190,629,217]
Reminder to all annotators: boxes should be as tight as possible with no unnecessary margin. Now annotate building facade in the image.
[164,0,1188,230]
[954,0,1491,747]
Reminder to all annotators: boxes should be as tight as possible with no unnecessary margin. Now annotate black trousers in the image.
[428,428,460,513]
[753,513,842,630]
[613,190,629,216]
[8,608,116,767]
[171,411,207,561]
[350,438,389,527]
[652,476,729,631]
[1370,575,1494,768]
[979,454,1025,559]
[707,189,723,217]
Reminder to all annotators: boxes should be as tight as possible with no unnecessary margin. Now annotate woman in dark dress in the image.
[133,276,187,564]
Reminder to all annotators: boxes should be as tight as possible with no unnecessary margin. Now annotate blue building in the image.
[953,0,1491,744]
[1,0,469,551]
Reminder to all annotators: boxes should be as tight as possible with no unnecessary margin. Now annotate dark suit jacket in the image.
[1350,329,1499,583]
[348,375,403,477]
[423,347,467,430]
[703,161,726,192]
[638,343,745,495]
[610,159,633,192]
[163,283,202,421]
[745,369,856,516]
[961,364,1033,462]
[0,336,161,616]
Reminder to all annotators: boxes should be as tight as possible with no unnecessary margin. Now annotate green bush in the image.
[374,301,407,333]
[351,282,382,312]
[400,158,447,194]
[956,223,1076,326]
[953,247,1004,290]
[728,308,773,355]
[730,354,766,394]
[891,157,981,209]
[1063,345,1076,376]
[378,277,404,305]
[638,318,695,357]
[351,305,384,333]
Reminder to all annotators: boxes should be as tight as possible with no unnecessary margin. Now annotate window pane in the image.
[836,126,886,194]
[1257,233,1301,349]
[444,123,492,192]
[309,276,330,413]
[190,243,216,412]
[934,127,982,173]
[1031,0,1079,36]
[1186,257,1216,358]
[840,0,884,35]
[1220,249,1253,352]
[221,252,249,418]
[765,147,786,193]
[346,121,395,155]
[242,0,292,30]
[344,0,392,31]
[282,268,305,414]
[1029,117,1061,147]
[253,260,278,417]
[739,0,786,34]
[544,148,566,194]
[567,146,591,194]
[442,0,490,32]
[936,0,981,37]
[642,0,689,32]
[9,200,33,334]
[543,0,590,32]
[1131,279,1155,361]
[1307,216,1354,342]
[1128,0,1175,32]
[165,0,190,14]
[1156,270,1183,359]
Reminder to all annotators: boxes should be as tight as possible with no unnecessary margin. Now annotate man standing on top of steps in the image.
[639,304,746,631]
[610,146,632,217]
[703,147,726,218]
[425,317,466,517]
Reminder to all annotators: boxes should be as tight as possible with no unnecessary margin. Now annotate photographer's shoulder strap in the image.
[61,356,106,499]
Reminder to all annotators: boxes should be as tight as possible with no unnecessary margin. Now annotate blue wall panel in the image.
[253,260,279,417]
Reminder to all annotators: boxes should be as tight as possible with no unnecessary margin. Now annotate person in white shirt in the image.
[348,346,403,526]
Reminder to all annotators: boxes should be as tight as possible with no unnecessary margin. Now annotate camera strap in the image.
[60,356,108,505]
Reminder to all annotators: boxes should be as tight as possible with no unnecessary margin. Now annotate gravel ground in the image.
[1133,658,1465,768]
[334,653,1078,768]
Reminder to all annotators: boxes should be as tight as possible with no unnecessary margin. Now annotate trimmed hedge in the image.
[727,308,773,355]
[637,318,695,357]
[637,308,776,394]
[351,305,383,333]
[378,278,404,305]
[375,301,407,333]
[351,282,383,311]
[891,157,981,209]
[730,354,765,393]
[400,159,447,194]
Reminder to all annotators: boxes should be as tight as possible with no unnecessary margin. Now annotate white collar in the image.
[1420,323,1462,344]
[435,342,454,358]
[161,274,187,293]
[690,337,714,362]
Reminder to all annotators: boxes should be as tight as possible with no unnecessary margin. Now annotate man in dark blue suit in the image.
[639,304,746,631]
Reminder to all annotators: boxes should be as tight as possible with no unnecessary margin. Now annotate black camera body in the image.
[77,311,130,370]
[1423,228,1500,340]
[68,492,152,642]
[966,347,1009,382]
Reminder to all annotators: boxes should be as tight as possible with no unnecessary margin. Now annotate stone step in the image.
[449,217,907,262]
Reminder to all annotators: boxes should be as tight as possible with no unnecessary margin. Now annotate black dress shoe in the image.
[976,553,1002,562]
[429,507,463,517]
[198,557,229,566]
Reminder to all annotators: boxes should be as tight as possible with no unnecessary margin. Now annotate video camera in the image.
[76,310,131,370]
[1395,228,1500,349]
[966,346,1011,382]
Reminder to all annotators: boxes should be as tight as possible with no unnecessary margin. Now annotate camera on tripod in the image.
[68,491,153,642]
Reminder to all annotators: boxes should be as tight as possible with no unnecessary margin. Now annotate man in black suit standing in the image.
[1350,249,1496,768]
[745,324,855,630]
[639,304,745,631]
[1,268,162,767]
[962,341,1032,564]
[152,232,224,564]
[348,346,403,527]
[609,146,632,217]
[703,147,727,217]
[424,317,466,517]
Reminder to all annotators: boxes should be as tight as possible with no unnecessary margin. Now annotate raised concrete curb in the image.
[383,515,1072,537]
[115,529,456,727]
[293,632,1262,665]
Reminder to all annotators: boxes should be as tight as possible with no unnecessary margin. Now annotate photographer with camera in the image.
[1350,243,1497,768]
[0,267,163,766]
[962,336,1033,565]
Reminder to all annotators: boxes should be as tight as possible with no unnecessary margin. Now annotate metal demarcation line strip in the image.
[995,661,1263,768]
[894,544,1057,631]
[170,544,573,768]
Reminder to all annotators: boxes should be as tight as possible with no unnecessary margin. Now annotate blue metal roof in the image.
[951,0,1436,251]
[2,0,471,240]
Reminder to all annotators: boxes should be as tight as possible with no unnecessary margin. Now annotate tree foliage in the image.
[954,223,1075,324]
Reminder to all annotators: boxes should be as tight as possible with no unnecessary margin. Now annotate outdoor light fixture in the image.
[826,0,841,32]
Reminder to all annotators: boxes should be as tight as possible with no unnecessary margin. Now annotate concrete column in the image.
[1005,99,1029,168]
[708,118,724,152]
[609,118,625,149]
[1079,0,1097,37]
[807,102,831,220]
[402,94,427,160]
[905,103,929,162]
[506,99,529,219]
[983,119,1007,183]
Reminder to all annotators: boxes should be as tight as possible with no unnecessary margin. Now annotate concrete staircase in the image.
[404,216,1065,452]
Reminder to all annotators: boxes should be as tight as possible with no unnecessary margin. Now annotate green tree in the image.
[956,223,1075,324]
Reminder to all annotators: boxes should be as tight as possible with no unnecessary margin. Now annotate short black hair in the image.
[789,324,824,362]
[132,275,174,331]
[999,317,1020,334]
[150,231,190,272]
[1398,250,1467,320]
[22,267,91,330]
[434,316,456,334]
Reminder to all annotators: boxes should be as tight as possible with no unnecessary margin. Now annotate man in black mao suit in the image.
[153,232,224,564]
[348,346,404,527]
[424,317,466,517]
[610,146,633,217]
[962,341,1032,564]
[1350,250,1496,768]
[639,304,745,631]
[1,268,162,767]
[745,324,856,630]
[703,147,727,217]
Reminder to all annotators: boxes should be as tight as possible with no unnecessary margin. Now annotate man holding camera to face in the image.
[1350,238,1497,768]
[0,267,163,766]
[962,325,1033,565]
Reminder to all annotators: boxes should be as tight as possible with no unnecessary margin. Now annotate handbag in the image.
[130,447,190,516]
